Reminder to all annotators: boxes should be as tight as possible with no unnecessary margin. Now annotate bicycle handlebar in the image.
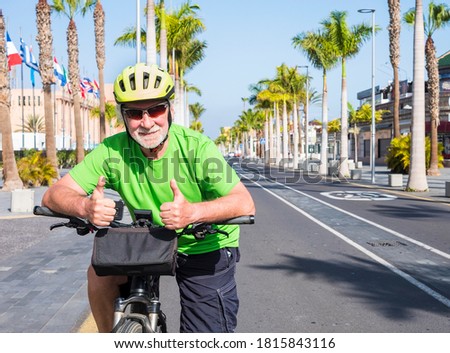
[33,205,254,237]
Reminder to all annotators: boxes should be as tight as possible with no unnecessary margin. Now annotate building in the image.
[2,83,122,152]
[355,51,450,165]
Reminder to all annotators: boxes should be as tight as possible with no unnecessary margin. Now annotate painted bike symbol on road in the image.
[321,191,397,201]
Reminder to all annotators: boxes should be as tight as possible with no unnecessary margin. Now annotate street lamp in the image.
[299,65,309,170]
[358,8,376,184]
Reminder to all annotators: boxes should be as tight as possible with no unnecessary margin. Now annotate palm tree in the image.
[52,0,95,164]
[388,0,402,139]
[15,115,46,133]
[321,11,372,178]
[90,101,120,135]
[273,64,293,163]
[249,82,273,162]
[406,0,428,192]
[348,103,387,164]
[93,0,106,141]
[292,29,339,175]
[115,2,206,126]
[0,10,22,190]
[36,0,59,177]
[189,102,205,133]
[404,2,450,176]
[328,118,341,161]
[257,82,284,164]
[286,66,307,168]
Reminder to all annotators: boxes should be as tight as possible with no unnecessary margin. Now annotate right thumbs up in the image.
[91,176,105,201]
[87,176,116,227]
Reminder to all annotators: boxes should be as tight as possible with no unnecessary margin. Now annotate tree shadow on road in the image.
[249,253,450,321]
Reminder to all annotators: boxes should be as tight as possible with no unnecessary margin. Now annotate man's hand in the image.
[86,176,116,227]
[160,179,192,230]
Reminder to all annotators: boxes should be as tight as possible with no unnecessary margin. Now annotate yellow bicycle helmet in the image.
[114,63,175,103]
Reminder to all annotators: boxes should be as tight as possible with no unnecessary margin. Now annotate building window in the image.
[18,96,21,106]
[23,96,26,106]
[38,96,41,106]
[28,96,31,106]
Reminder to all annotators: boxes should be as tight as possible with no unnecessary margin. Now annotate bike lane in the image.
[239,172,450,311]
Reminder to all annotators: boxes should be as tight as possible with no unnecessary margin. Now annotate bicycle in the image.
[33,203,254,333]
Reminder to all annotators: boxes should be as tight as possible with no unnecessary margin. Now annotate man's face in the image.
[121,100,170,150]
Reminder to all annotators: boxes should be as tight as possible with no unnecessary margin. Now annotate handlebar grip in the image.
[33,206,70,219]
[219,215,255,225]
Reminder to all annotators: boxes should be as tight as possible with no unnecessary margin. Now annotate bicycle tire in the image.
[115,319,143,333]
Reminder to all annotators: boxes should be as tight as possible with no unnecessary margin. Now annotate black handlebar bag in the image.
[91,227,178,276]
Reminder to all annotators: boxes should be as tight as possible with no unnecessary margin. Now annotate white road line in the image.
[241,174,450,308]
[243,172,450,260]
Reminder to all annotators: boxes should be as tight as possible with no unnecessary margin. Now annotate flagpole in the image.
[32,82,36,149]
[20,57,24,150]
[62,87,65,149]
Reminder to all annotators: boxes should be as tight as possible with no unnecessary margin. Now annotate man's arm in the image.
[41,174,117,227]
[160,180,255,230]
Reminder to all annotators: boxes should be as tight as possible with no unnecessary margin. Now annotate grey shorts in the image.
[176,247,240,333]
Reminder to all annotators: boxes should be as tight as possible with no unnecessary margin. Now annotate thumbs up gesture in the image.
[86,176,117,226]
[160,179,191,230]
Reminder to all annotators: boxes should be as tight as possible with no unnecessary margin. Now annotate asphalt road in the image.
[1,164,449,333]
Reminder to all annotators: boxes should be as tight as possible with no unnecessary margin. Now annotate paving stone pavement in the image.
[0,178,123,333]
[0,165,448,332]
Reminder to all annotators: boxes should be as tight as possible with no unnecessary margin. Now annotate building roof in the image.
[438,50,450,69]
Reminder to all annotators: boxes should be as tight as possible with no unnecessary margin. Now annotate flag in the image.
[93,79,100,98]
[30,68,36,87]
[6,32,22,70]
[53,57,67,86]
[20,38,40,73]
[79,79,87,99]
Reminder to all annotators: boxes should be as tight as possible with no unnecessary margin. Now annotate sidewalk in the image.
[347,165,450,204]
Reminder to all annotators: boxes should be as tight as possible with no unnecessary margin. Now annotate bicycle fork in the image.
[112,275,166,333]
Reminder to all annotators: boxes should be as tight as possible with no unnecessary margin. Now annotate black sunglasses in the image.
[122,102,169,120]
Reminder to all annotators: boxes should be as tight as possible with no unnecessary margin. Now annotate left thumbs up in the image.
[170,179,184,202]
[160,179,190,229]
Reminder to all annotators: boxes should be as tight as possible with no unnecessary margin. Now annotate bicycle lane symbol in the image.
[320,191,398,201]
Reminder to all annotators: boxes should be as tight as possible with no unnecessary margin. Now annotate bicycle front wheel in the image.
[115,319,143,333]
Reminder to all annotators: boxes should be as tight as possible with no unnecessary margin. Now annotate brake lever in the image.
[182,223,229,240]
[50,222,69,231]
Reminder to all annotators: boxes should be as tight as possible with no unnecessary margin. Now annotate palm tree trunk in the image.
[159,0,168,70]
[269,111,274,163]
[36,0,59,178]
[146,0,157,65]
[388,0,401,138]
[67,19,84,163]
[425,36,440,176]
[275,103,281,165]
[293,101,299,168]
[319,70,328,175]
[264,113,269,163]
[0,11,22,190]
[407,0,428,191]
[282,100,289,162]
[339,58,350,177]
[94,0,106,141]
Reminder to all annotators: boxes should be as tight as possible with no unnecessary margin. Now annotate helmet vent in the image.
[143,72,149,89]
[129,73,136,90]
[154,75,162,89]
[118,79,125,92]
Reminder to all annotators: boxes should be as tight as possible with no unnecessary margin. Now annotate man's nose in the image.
[140,112,155,128]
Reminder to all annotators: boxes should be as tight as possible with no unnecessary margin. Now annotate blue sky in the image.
[3,0,450,139]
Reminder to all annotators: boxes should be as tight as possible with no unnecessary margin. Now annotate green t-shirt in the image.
[69,124,241,254]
